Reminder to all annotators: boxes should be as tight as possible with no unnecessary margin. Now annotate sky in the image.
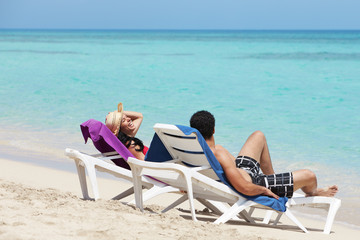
[0,0,359,30]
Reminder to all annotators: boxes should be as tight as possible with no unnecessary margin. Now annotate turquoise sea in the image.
[0,30,359,227]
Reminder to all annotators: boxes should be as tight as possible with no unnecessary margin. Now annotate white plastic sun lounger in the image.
[65,148,178,201]
[128,123,341,234]
[128,157,309,233]
[64,119,179,202]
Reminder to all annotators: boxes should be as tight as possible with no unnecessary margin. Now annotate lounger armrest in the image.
[190,165,211,172]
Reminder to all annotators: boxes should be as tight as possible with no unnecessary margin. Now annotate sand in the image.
[0,157,359,240]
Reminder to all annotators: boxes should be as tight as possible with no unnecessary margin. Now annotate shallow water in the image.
[0,30,359,226]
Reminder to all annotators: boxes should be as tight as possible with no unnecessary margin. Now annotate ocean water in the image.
[0,30,359,227]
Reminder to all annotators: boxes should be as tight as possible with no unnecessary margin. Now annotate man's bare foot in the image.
[306,185,338,197]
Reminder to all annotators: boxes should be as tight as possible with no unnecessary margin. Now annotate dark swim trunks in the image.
[235,156,294,198]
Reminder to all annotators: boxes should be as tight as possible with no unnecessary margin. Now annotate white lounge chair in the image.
[64,119,178,202]
[127,123,341,234]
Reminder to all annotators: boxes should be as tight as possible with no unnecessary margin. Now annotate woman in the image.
[105,102,148,160]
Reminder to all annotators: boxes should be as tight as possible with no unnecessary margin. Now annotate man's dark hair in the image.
[190,110,215,139]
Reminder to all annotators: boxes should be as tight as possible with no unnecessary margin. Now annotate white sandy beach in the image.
[0,157,359,240]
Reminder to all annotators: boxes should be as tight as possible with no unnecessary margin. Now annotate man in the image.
[190,110,338,199]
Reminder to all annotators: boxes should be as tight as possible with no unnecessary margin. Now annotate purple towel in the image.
[80,119,134,169]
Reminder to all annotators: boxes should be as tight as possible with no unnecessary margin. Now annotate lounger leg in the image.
[112,186,134,200]
[284,209,308,233]
[84,162,100,200]
[196,199,253,222]
[323,199,341,234]
[75,160,90,200]
[162,194,188,213]
[197,199,224,215]
[131,167,144,211]
[248,207,255,216]
[214,200,252,224]
[238,210,255,223]
[273,212,283,225]
[127,185,179,205]
[184,175,197,221]
[142,185,179,203]
[262,210,274,224]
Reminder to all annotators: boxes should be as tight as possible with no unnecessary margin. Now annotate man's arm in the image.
[215,145,279,199]
[223,165,279,199]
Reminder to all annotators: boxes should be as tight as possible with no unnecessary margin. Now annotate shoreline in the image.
[1,157,360,239]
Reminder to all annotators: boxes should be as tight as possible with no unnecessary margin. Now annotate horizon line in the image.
[1,28,360,32]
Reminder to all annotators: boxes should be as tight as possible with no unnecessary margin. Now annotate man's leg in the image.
[238,131,275,175]
[292,169,338,197]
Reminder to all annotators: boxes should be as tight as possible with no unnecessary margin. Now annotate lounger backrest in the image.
[80,119,134,169]
[152,123,218,179]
